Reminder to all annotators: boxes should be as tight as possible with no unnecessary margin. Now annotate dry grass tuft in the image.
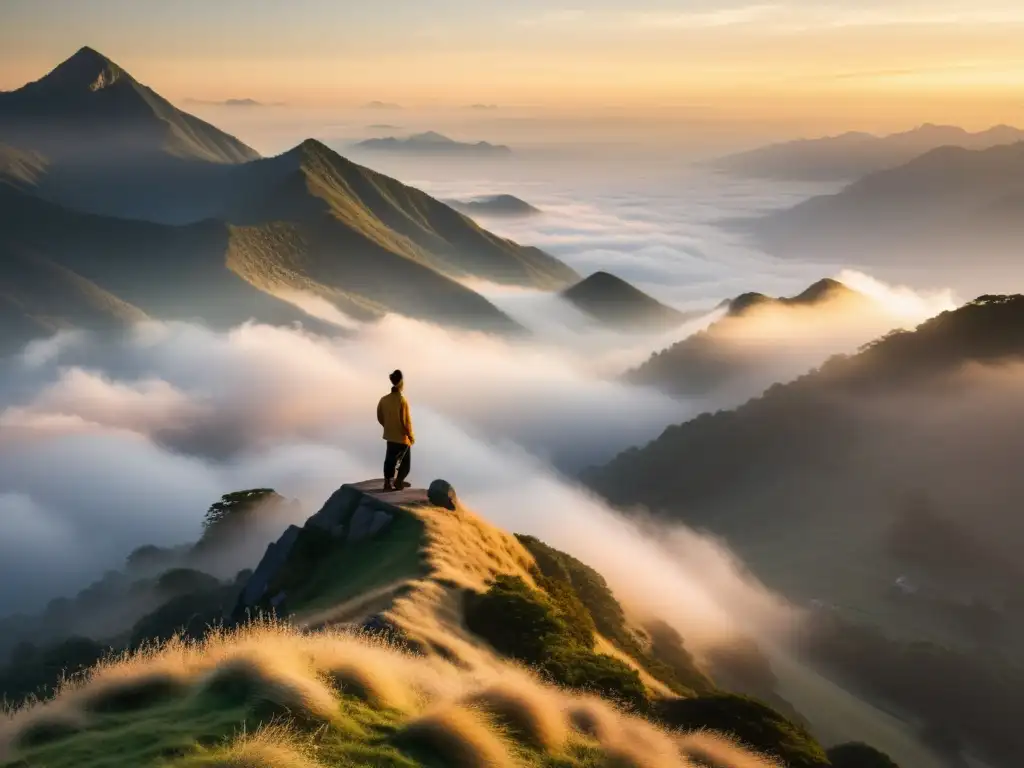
[75,668,191,713]
[567,697,624,745]
[199,652,339,726]
[325,662,410,710]
[461,680,568,752]
[303,632,421,711]
[395,705,513,768]
[177,724,322,768]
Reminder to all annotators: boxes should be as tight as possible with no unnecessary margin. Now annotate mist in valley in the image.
[0,123,1012,767]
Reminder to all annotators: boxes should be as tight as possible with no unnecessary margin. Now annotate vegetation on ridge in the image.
[0,483,906,768]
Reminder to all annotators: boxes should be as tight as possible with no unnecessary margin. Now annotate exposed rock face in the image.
[428,479,458,511]
[230,480,411,621]
[304,486,364,533]
[347,502,395,543]
[231,524,302,620]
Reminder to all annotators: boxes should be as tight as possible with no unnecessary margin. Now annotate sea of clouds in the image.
[0,165,956,634]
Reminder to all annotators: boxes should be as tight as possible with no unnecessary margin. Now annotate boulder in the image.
[428,479,458,511]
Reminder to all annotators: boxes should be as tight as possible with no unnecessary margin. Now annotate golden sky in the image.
[2,1,1024,133]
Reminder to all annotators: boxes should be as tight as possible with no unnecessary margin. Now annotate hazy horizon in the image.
[4,1,1024,154]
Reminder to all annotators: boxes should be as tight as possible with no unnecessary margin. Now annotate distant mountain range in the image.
[354,131,512,156]
[561,271,697,332]
[748,141,1024,293]
[625,278,880,397]
[0,48,579,355]
[715,123,1024,181]
[445,194,541,218]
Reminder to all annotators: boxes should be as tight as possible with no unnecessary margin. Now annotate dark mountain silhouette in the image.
[446,194,541,218]
[355,131,512,156]
[587,295,1024,667]
[716,123,1024,181]
[561,271,694,332]
[0,47,260,221]
[626,279,876,397]
[749,142,1024,294]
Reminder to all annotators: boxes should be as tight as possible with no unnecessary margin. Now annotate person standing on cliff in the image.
[377,369,415,491]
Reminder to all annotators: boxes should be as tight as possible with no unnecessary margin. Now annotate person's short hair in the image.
[389,369,403,386]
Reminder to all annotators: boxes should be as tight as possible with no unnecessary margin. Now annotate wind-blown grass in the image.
[0,619,777,768]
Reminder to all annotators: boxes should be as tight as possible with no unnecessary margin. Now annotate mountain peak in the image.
[575,270,631,289]
[296,137,330,153]
[39,46,126,92]
[793,277,850,303]
[283,138,340,169]
[562,271,687,331]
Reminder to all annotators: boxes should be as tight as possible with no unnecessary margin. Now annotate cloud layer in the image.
[0,170,955,649]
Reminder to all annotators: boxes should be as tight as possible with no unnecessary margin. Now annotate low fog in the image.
[0,260,950,620]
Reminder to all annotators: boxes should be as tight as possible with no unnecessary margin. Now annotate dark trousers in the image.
[383,441,411,484]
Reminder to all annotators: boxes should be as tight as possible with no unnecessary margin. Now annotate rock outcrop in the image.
[230,480,431,621]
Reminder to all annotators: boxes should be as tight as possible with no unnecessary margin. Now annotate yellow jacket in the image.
[377,387,415,445]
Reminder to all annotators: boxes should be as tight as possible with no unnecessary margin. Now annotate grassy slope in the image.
[0,186,317,343]
[227,141,575,302]
[0,484,782,768]
[0,143,48,189]
[0,249,149,355]
[1,623,774,768]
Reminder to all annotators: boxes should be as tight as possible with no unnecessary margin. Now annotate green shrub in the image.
[464,575,648,711]
[541,646,647,710]
[516,535,627,644]
[533,573,595,649]
[653,692,829,768]
[516,534,712,696]
[827,742,900,768]
[464,575,568,663]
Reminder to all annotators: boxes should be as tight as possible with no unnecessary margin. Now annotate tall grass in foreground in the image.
[0,618,779,767]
